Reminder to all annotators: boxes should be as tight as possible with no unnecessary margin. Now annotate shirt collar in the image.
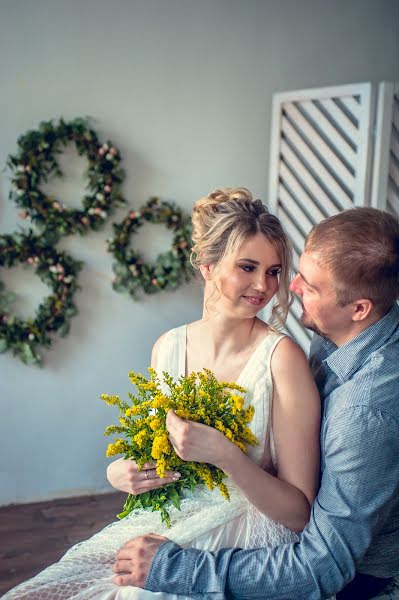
[321,303,399,382]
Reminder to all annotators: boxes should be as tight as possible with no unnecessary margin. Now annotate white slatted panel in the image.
[268,83,374,352]
[371,82,399,217]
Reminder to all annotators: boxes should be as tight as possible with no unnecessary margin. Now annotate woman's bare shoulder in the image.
[270,334,311,378]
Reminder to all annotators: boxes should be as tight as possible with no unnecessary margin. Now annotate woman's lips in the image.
[242,296,265,306]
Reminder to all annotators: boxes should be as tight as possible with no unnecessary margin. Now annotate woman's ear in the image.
[199,264,213,281]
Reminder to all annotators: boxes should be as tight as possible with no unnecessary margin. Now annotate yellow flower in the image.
[156,455,167,478]
[243,405,255,423]
[151,433,171,459]
[125,406,141,417]
[106,438,126,457]
[231,394,244,411]
[196,464,214,490]
[148,416,162,431]
[133,429,148,448]
[152,394,170,409]
[218,482,230,500]
[214,420,225,433]
[224,428,234,441]
[101,394,121,406]
[240,426,258,446]
[147,367,158,380]
[119,417,128,427]
[175,408,191,419]
[104,425,119,436]
[233,440,247,453]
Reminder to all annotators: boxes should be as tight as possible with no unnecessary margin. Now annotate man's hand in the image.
[113,534,168,587]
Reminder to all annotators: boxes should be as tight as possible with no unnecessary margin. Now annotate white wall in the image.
[1,0,398,505]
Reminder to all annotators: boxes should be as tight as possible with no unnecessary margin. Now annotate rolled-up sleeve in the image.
[146,407,399,599]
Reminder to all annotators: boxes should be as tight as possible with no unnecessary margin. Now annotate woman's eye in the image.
[240,265,255,272]
[267,267,281,277]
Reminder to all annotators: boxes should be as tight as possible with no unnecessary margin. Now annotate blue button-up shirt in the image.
[146,304,399,599]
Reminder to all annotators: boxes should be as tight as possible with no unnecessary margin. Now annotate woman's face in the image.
[206,233,282,318]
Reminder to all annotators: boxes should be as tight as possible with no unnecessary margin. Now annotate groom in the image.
[113,207,399,600]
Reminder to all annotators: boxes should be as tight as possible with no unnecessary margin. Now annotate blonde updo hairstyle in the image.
[191,188,293,329]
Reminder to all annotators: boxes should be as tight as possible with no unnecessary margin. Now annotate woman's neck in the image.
[194,312,259,356]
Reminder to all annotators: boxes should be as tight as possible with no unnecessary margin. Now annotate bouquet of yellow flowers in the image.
[101,368,258,527]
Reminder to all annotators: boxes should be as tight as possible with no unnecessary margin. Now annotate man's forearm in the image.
[145,542,239,598]
[145,539,323,599]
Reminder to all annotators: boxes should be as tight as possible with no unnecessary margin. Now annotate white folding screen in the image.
[268,83,375,351]
[371,82,399,217]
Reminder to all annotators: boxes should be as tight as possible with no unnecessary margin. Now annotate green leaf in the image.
[0,292,17,306]
[21,343,40,365]
[167,486,181,510]
[0,338,8,353]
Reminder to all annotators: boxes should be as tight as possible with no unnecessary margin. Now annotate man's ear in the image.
[199,264,213,281]
[351,299,374,322]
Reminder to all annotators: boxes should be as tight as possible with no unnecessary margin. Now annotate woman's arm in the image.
[166,337,321,532]
[223,337,320,531]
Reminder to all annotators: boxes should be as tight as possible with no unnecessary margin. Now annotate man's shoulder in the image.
[328,350,399,424]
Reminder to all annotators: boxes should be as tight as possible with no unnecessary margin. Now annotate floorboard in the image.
[0,492,125,596]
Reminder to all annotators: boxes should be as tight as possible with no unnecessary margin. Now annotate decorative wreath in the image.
[0,231,82,366]
[107,197,193,298]
[7,117,125,238]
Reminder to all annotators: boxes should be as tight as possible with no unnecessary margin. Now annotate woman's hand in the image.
[106,457,180,495]
[166,409,237,470]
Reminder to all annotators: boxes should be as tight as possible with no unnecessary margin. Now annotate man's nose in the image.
[290,273,302,295]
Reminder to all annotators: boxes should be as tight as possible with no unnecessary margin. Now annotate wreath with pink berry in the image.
[0,231,82,366]
[7,117,125,238]
[107,197,193,299]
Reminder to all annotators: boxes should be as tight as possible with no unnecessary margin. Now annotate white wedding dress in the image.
[4,327,300,600]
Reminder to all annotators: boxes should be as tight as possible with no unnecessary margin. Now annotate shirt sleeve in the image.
[145,407,399,599]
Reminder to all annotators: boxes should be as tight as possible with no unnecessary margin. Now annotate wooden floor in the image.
[0,491,126,596]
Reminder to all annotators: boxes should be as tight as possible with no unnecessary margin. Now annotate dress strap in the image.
[156,325,187,379]
[267,332,287,470]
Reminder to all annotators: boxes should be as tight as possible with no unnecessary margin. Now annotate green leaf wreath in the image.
[7,117,126,238]
[0,231,82,366]
[107,197,193,298]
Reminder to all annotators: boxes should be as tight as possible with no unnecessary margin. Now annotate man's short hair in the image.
[305,207,399,315]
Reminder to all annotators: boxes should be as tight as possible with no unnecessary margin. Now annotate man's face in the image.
[290,251,353,346]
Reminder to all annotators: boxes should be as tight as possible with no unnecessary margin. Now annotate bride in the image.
[4,188,321,599]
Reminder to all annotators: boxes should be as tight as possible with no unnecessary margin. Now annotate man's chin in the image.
[300,314,322,337]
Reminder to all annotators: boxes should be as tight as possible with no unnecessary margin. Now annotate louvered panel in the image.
[278,184,314,236]
[391,129,399,159]
[280,139,337,216]
[269,83,374,352]
[390,157,399,189]
[281,115,353,211]
[388,186,399,216]
[371,82,399,217]
[284,103,355,192]
[300,100,357,169]
[291,247,300,272]
[279,162,325,223]
[388,92,399,217]
[318,98,358,145]
[393,95,399,131]
[339,96,361,122]
[278,207,306,257]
